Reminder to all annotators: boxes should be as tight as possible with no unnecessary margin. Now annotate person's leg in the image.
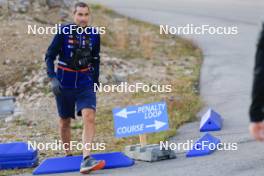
[79,108,105,173]
[59,118,72,156]
[81,108,96,158]
[77,89,105,173]
[76,88,97,158]
[55,88,75,156]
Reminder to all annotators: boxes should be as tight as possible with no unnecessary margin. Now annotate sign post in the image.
[113,101,176,162]
[139,134,147,147]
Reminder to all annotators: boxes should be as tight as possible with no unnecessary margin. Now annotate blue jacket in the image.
[45,24,100,89]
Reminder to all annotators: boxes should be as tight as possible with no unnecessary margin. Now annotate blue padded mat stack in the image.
[0,142,38,170]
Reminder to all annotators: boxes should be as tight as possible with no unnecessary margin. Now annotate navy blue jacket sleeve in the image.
[250,23,264,122]
[45,33,63,79]
[92,34,101,85]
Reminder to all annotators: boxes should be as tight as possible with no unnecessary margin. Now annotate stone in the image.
[59,8,69,20]
[0,0,8,16]
[46,0,63,8]
[5,87,13,96]
[3,59,11,65]
[4,115,13,122]
[113,72,127,83]
[18,0,30,13]
[62,0,75,8]
[99,75,108,84]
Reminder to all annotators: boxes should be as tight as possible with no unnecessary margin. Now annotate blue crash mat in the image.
[0,142,38,162]
[33,152,134,175]
[0,157,38,170]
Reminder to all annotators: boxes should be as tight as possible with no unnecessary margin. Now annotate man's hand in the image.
[249,122,264,141]
[51,78,61,96]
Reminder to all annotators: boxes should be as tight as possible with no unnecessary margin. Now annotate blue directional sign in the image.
[112,101,169,138]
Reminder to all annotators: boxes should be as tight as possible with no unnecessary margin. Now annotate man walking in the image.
[45,2,105,174]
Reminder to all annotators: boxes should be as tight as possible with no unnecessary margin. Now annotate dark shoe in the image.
[80,156,105,174]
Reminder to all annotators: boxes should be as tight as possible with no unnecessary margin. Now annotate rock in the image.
[7,0,31,13]
[62,0,75,8]
[36,132,42,137]
[32,74,39,82]
[113,72,127,83]
[184,70,193,76]
[33,60,39,64]
[46,0,74,9]
[46,0,63,8]
[18,93,24,99]
[4,108,22,123]
[18,86,26,94]
[100,75,108,84]
[59,8,69,20]
[5,87,13,96]
[18,82,27,94]
[5,115,14,122]
[47,92,53,97]
[3,59,11,65]
[0,0,8,16]
[38,0,47,7]
[38,76,44,82]
[28,92,44,102]
[17,0,31,13]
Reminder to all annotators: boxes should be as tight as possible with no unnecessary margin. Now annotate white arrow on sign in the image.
[115,108,137,119]
[145,120,167,130]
